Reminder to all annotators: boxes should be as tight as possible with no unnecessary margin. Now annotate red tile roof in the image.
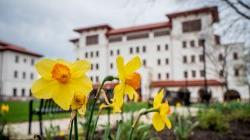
[166,6,219,23]
[150,80,223,88]
[0,40,43,57]
[74,24,112,33]
[107,21,171,36]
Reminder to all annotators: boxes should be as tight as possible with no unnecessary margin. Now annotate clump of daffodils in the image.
[0,104,9,114]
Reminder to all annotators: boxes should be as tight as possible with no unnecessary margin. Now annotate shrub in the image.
[197,109,229,132]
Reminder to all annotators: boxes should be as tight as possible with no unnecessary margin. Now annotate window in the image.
[200,70,205,77]
[91,64,93,70]
[96,51,99,57]
[15,56,19,63]
[158,73,161,80]
[85,52,88,58]
[22,72,26,79]
[182,19,201,33]
[108,36,122,43]
[30,73,34,80]
[199,54,204,62]
[136,47,139,53]
[218,54,223,61]
[165,58,169,65]
[233,52,238,60]
[31,59,35,66]
[183,56,187,63]
[198,39,205,47]
[182,41,187,48]
[86,35,98,45]
[90,76,93,81]
[154,30,170,37]
[110,50,113,56]
[157,59,161,65]
[234,68,239,76]
[190,40,195,47]
[142,46,146,53]
[143,59,147,66]
[13,88,17,97]
[96,76,99,83]
[219,70,224,77]
[191,55,195,63]
[127,33,149,40]
[165,44,168,50]
[184,71,188,78]
[14,70,18,78]
[192,70,196,78]
[90,52,93,58]
[95,64,99,70]
[110,63,113,69]
[21,88,25,97]
[76,57,80,60]
[117,49,120,55]
[157,45,161,51]
[166,73,169,79]
[23,58,27,63]
[130,47,133,54]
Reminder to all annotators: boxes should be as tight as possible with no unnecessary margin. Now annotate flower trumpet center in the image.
[125,72,141,89]
[51,63,71,83]
[71,92,86,110]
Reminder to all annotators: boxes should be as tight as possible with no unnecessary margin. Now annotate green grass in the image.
[1,101,149,123]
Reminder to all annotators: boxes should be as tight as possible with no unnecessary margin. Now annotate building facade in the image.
[70,6,249,102]
[0,40,42,100]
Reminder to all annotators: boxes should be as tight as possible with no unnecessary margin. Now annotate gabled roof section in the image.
[107,21,171,36]
[74,24,112,33]
[166,6,219,23]
[0,40,43,57]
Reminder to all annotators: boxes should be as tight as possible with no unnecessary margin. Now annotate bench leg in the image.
[28,113,32,134]
[39,114,43,136]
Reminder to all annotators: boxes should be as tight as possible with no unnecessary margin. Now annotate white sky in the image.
[0,0,249,60]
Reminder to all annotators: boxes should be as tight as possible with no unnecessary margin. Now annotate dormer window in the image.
[86,35,98,45]
[182,19,201,33]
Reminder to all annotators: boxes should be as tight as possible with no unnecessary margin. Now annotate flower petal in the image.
[52,84,74,110]
[124,85,137,100]
[78,103,87,115]
[164,118,172,129]
[31,78,57,99]
[70,75,93,94]
[71,60,91,78]
[152,112,165,131]
[160,103,170,117]
[116,56,125,81]
[153,89,164,109]
[112,84,124,112]
[124,56,141,76]
[35,59,56,80]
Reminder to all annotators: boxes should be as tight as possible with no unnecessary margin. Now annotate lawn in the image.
[1,100,148,123]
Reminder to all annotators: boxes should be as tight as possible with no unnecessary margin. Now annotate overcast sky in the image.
[0,0,249,60]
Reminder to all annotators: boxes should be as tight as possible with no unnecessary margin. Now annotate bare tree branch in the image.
[223,0,250,20]
[238,0,250,10]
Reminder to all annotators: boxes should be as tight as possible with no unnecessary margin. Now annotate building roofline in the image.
[107,21,171,36]
[0,40,43,57]
[166,6,219,23]
[73,24,113,33]
[69,38,79,43]
[150,79,223,88]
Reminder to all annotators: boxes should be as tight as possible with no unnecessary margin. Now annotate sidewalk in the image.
[4,106,198,139]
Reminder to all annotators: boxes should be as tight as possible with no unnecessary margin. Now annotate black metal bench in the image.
[28,98,69,136]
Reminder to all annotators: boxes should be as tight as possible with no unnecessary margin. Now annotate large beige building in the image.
[70,6,249,102]
[0,40,42,100]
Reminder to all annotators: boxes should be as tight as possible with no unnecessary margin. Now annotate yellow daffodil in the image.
[1,104,9,113]
[31,59,92,110]
[112,56,142,112]
[152,89,171,131]
[71,91,88,115]
[176,102,181,108]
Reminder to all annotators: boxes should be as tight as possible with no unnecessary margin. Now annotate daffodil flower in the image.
[71,91,88,115]
[152,89,172,131]
[112,56,142,112]
[1,104,9,113]
[31,59,92,110]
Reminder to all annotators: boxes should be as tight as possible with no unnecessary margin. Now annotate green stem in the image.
[74,115,78,140]
[69,118,74,140]
[85,76,116,140]
[129,108,158,140]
